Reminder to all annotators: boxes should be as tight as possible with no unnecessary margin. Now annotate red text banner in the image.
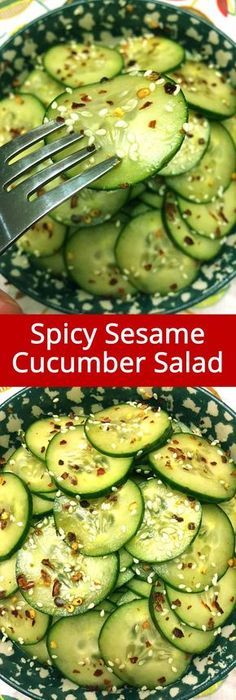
[0,314,235,387]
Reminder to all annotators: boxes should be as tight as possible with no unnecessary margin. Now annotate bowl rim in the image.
[0,384,235,699]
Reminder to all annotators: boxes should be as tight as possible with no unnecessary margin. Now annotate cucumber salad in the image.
[0,402,235,690]
[1,33,235,300]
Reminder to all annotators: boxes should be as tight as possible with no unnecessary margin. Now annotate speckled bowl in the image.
[0,0,235,313]
[0,386,235,700]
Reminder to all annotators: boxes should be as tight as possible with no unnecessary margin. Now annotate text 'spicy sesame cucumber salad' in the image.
[0,402,235,690]
[2,33,235,300]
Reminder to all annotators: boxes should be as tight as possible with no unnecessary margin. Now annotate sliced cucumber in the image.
[85,403,171,457]
[99,599,190,688]
[140,190,165,209]
[16,516,118,616]
[35,248,67,278]
[130,183,146,200]
[167,566,236,631]
[160,112,210,176]
[0,553,17,598]
[46,425,132,496]
[125,478,201,563]
[33,494,54,517]
[115,210,199,295]
[0,93,44,149]
[171,62,236,118]
[220,495,236,533]
[166,123,235,203]
[178,181,236,240]
[147,175,166,194]
[127,578,151,598]
[132,561,156,582]
[164,191,223,261]
[154,505,234,592]
[25,414,86,462]
[17,216,67,258]
[21,68,62,107]
[54,480,143,556]
[47,611,122,688]
[223,114,236,147]
[5,446,56,495]
[0,473,32,560]
[65,221,137,298]
[115,568,134,589]
[95,599,115,613]
[23,636,51,665]
[119,35,184,73]
[149,432,236,502]
[150,579,215,653]
[45,73,187,189]
[0,590,49,645]
[128,201,151,217]
[50,184,129,226]
[44,42,123,88]
[119,548,133,571]
[118,589,140,605]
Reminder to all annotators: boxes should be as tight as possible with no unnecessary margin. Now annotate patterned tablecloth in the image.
[0,0,235,313]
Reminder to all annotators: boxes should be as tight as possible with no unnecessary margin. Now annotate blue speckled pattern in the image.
[0,0,235,314]
[0,385,235,700]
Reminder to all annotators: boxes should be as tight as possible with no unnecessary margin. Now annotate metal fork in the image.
[0,120,119,256]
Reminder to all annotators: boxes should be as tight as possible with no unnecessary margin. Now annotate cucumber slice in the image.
[154,505,234,592]
[33,494,54,517]
[50,185,129,226]
[160,112,210,176]
[166,566,236,631]
[16,516,118,616]
[65,221,137,298]
[34,249,67,278]
[85,403,171,457]
[0,93,44,149]
[149,432,236,502]
[223,114,236,147]
[0,590,49,645]
[129,201,151,217]
[47,611,122,688]
[17,216,67,258]
[131,561,156,582]
[95,599,115,612]
[147,175,166,194]
[44,42,123,88]
[140,190,165,209]
[115,568,134,589]
[118,589,140,605]
[21,68,62,107]
[0,553,17,598]
[115,210,199,295]
[119,35,184,73]
[130,183,146,200]
[178,181,236,240]
[127,578,151,598]
[150,579,215,654]
[46,425,132,496]
[125,478,201,563]
[54,480,143,556]
[45,73,187,189]
[119,548,133,570]
[164,191,223,261]
[25,414,86,462]
[99,599,190,688]
[166,123,235,203]
[133,463,153,477]
[23,636,51,665]
[220,495,236,532]
[171,62,236,119]
[0,473,32,560]
[5,446,56,495]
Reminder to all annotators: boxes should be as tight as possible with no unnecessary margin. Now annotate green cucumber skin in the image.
[49,460,134,500]
[0,475,32,562]
[162,195,222,263]
[85,418,172,459]
[148,454,236,504]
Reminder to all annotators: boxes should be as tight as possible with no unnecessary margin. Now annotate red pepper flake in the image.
[40,446,45,454]
[97,467,105,476]
[94,669,103,677]
[148,119,157,128]
[164,82,176,95]
[81,94,92,102]
[172,599,181,607]
[188,523,196,531]
[52,579,61,598]
[154,592,165,611]
[72,102,85,109]
[173,627,184,638]
[60,439,67,445]
[17,575,34,591]
[172,514,184,523]
[170,283,178,290]
[184,236,194,246]
[130,656,138,664]
[56,116,65,124]
[158,677,166,685]
[144,263,152,271]
[58,459,64,465]
[61,472,69,480]
[139,100,153,110]
[42,558,55,570]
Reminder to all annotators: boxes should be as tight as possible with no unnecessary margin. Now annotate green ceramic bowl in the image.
[0,385,235,700]
[0,0,235,313]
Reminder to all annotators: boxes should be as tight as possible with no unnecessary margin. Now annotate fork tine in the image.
[0,120,64,164]
[17,145,98,196]
[5,131,85,185]
[21,156,120,229]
